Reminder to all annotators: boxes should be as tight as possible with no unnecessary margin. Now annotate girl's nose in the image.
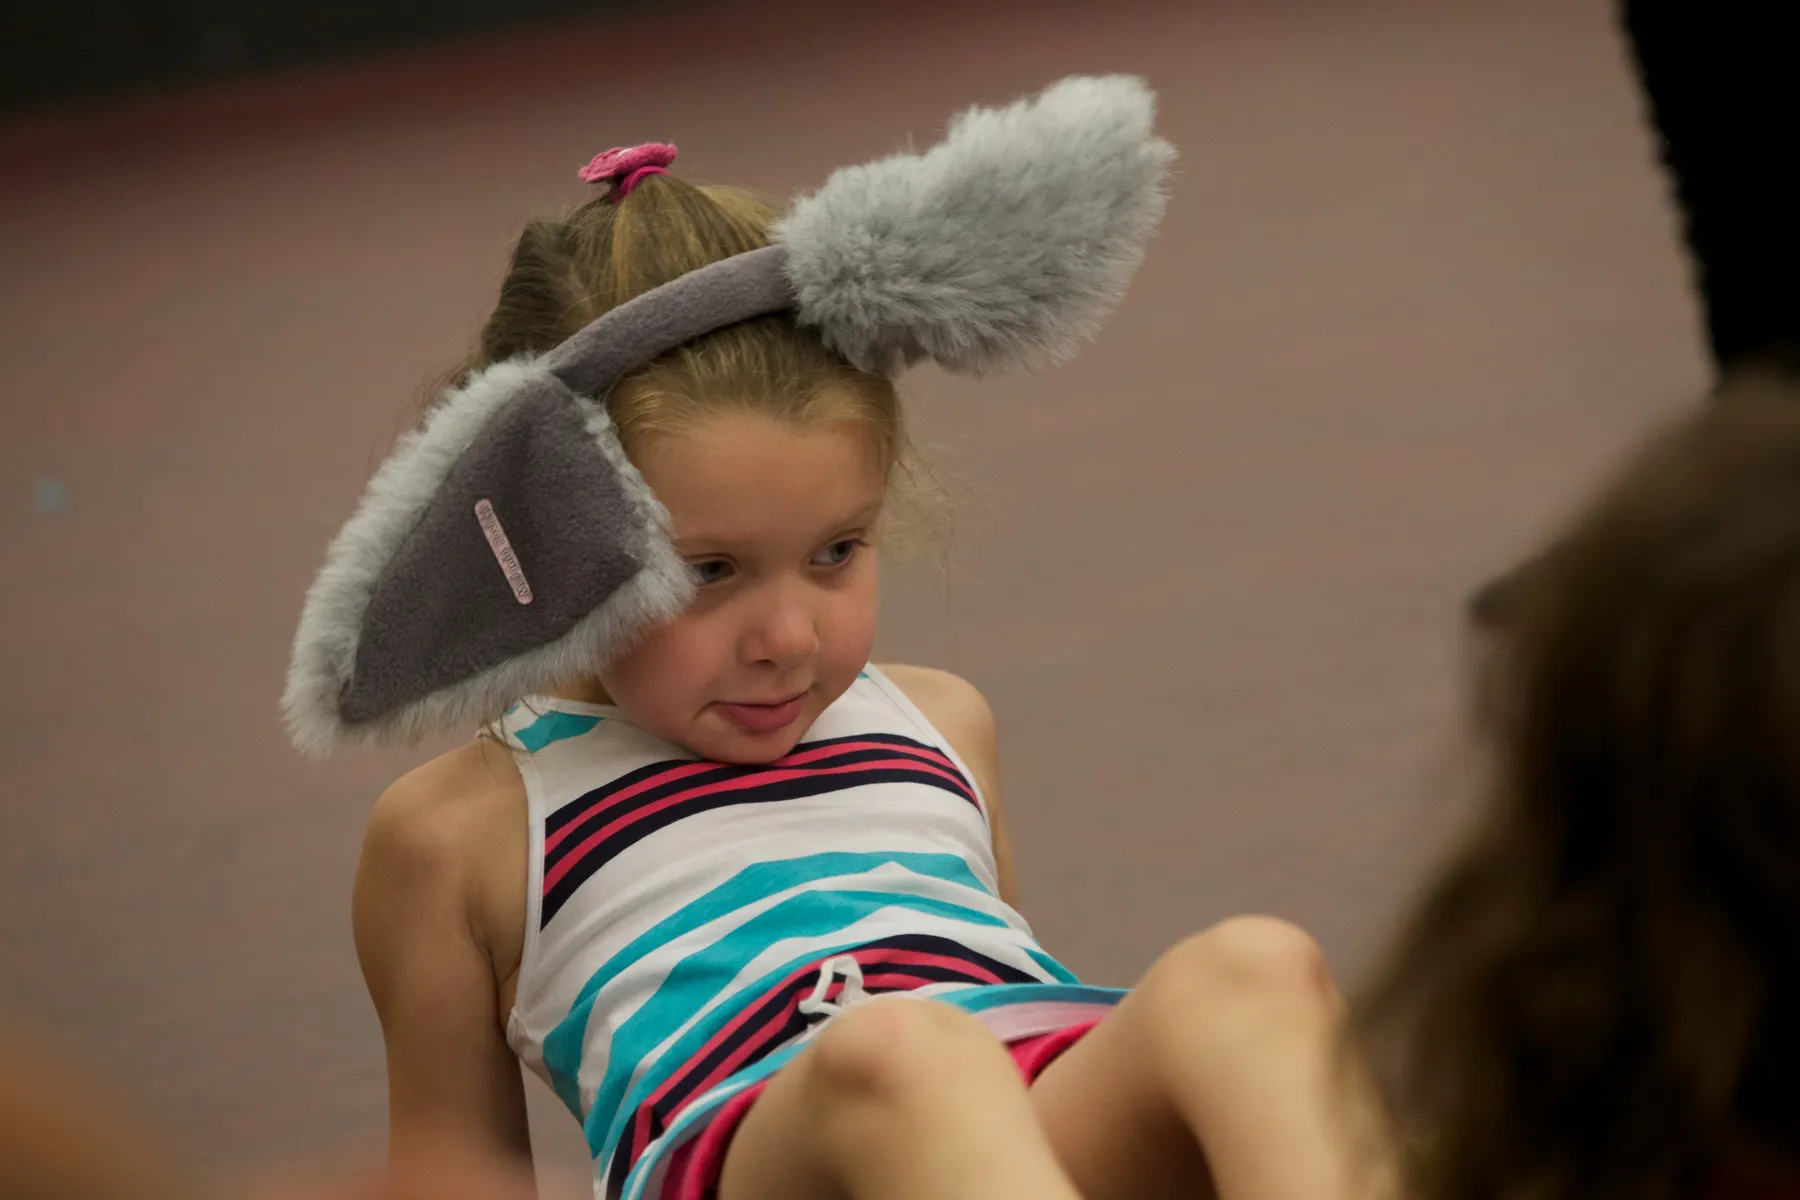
[741,585,820,666]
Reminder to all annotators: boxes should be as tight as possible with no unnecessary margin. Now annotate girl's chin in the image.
[687,709,816,765]
[691,736,802,766]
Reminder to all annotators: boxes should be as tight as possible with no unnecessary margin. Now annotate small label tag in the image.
[474,498,533,605]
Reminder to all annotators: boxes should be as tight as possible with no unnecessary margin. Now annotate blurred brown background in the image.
[0,0,1706,1191]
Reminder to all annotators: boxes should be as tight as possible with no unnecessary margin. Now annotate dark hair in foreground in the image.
[1358,376,1800,1200]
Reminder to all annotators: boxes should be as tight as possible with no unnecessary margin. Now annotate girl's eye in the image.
[689,559,734,585]
[813,539,866,568]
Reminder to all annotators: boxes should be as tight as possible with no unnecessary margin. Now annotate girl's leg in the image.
[1029,916,1399,1200]
[717,994,1082,1200]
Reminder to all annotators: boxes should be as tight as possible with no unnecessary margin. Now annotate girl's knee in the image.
[723,1000,1002,1198]
[804,997,1002,1107]
[1147,915,1334,1009]
[1127,917,1339,1074]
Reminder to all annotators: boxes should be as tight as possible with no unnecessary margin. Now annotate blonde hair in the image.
[444,174,941,545]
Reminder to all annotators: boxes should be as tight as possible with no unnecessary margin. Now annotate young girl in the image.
[286,78,1394,1200]
[1358,376,1800,1200]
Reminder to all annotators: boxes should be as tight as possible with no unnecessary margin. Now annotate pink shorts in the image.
[659,1019,1101,1200]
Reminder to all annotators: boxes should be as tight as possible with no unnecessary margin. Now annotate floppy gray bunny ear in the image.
[777,74,1174,375]
[283,74,1172,757]
[280,252,795,758]
[279,363,691,758]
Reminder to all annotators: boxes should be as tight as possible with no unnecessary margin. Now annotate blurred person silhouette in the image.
[1363,375,1800,1200]
[1472,0,1800,627]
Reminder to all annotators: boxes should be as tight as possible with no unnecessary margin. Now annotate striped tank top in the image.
[501,666,1121,1199]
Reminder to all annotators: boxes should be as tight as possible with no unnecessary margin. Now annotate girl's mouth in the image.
[712,691,808,734]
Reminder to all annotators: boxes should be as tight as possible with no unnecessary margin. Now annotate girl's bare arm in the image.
[352,752,533,1172]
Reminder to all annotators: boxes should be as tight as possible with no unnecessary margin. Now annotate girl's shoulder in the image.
[364,738,526,864]
[872,664,995,740]
[355,737,529,959]
[869,663,999,784]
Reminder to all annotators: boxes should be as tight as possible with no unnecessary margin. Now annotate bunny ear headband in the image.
[282,74,1174,757]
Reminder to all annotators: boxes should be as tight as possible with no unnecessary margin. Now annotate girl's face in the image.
[597,410,885,764]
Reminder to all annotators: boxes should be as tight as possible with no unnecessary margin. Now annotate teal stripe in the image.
[586,888,1014,1160]
[947,981,1127,1013]
[1025,946,1082,984]
[541,851,995,1113]
[516,711,602,752]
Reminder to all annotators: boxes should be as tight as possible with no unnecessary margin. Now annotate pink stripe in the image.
[780,738,957,771]
[659,1137,702,1200]
[664,1084,762,1200]
[786,738,980,808]
[544,761,719,855]
[758,747,975,805]
[1010,1020,1102,1079]
[827,946,1008,989]
[543,756,976,893]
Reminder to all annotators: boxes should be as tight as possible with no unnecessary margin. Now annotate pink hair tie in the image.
[578,142,678,202]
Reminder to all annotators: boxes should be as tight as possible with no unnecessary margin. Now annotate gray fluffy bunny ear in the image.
[281,251,789,758]
[280,360,693,758]
[775,74,1174,376]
